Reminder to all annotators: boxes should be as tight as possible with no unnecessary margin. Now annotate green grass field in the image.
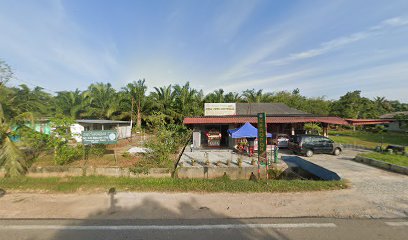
[0,176,347,193]
[358,152,408,167]
[329,130,408,149]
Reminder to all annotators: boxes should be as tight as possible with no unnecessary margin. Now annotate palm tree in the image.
[173,82,203,122]
[374,96,393,114]
[224,92,241,102]
[205,89,225,103]
[11,85,52,117]
[84,82,118,119]
[123,79,148,128]
[0,96,27,177]
[55,89,88,118]
[150,85,178,122]
[242,89,272,103]
[0,59,13,87]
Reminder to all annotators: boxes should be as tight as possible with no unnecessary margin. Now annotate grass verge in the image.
[0,176,348,193]
[329,130,408,150]
[358,152,408,167]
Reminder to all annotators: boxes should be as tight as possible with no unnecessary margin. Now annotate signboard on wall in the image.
[82,130,118,145]
[204,103,236,116]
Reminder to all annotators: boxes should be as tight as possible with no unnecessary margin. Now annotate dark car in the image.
[288,134,343,157]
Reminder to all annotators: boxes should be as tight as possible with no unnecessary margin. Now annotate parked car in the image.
[272,133,290,148]
[288,134,343,157]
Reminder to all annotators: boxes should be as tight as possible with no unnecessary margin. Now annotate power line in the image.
[11,76,58,94]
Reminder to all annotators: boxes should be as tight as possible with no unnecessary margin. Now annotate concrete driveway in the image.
[280,148,408,217]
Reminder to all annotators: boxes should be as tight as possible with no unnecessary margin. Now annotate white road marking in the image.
[0,223,336,230]
[385,222,408,227]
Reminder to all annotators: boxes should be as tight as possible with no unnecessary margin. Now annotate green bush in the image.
[304,123,322,134]
[268,167,284,179]
[133,125,191,170]
[365,125,386,133]
[55,145,83,165]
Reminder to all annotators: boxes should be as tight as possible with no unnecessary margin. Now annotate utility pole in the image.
[130,97,134,137]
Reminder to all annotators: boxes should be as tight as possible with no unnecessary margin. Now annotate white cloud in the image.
[217,33,294,81]
[214,69,318,93]
[212,1,259,42]
[0,0,119,90]
[284,61,408,101]
[266,16,408,66]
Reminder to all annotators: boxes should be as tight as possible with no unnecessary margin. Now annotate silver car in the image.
[272,134,290,148]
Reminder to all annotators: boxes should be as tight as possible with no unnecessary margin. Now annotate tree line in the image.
[1,60,408,129]
[1,59,408,177]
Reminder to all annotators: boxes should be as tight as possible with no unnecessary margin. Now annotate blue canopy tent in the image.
[227,122,272,138]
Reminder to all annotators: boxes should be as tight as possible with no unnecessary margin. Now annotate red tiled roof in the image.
[345,119,394,126]
[184,116,349,125]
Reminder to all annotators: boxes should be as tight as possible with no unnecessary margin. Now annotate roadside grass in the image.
[0,176,348,193]
[329,130,408,150]
[358,152,408,167]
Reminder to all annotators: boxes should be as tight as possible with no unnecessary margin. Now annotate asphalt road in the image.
[0,218,407,240]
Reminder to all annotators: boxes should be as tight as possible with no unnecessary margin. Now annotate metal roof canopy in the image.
[345,119,394,126]
[235,103,309,115]
[76,119,130,124]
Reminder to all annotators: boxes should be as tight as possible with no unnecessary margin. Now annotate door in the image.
[312,137,325,153]
[320,138,334,153]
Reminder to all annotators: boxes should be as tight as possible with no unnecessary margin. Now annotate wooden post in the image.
[114,147,117,164]
[323,123,328,137]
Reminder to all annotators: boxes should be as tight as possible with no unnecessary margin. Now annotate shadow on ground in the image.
[0,188,5,198]
[41,190,291,240]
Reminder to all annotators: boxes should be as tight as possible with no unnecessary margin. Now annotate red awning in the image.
[184,116,348,125]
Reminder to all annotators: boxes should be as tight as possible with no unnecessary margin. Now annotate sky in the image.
[1,0,408,101]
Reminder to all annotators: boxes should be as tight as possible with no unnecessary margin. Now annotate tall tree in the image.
[0,59,13,87]
[123,79,148,128]
[150,85,177,122]
[242,89,272,103]
[224,92,241,102]
[330,91,379,118]
[0,62,27,177]
[84,82,118,119]
[173,82,203,121]
[55,89,89,118]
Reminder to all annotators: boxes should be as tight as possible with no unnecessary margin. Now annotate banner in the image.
[257,112,267,159]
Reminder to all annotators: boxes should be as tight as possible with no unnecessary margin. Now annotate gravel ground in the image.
[0,149,407,219]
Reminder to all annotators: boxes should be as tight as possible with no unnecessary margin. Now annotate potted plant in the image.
[191,159,196,166]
